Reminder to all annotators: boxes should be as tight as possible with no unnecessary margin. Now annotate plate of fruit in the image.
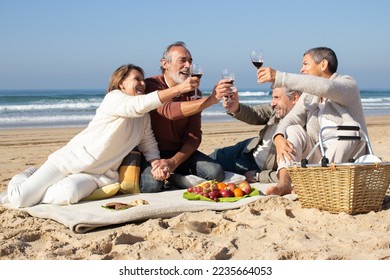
[183,180,259,202]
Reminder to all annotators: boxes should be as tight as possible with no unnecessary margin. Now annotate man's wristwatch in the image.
[253,170,260,182]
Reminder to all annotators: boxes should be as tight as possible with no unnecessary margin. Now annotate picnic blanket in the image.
[1,174,297,234]
[24,184,296,233]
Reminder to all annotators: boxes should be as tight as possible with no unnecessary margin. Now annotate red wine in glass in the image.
[191,64,203,99]
[250,50,264,69]
[191,73,203,79]
[222,69,235,102]
[252,61,263,69]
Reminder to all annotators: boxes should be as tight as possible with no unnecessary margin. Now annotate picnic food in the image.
[238,180,252,195]
[186,180,252,201]
[102,199,149,210]
[233,187,244,197]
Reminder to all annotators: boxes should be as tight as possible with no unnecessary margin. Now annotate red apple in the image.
[220,189,234,197]
[226,183,236,192]
[238,180,252,195]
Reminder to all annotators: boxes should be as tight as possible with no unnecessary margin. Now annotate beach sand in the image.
[1,116,390,260]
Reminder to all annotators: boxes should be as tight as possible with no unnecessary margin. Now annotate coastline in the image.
[1,115,390,260]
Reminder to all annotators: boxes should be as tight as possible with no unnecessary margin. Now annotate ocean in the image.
[1,88,390,129]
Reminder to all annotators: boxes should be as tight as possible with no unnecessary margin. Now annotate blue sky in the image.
[1,0,389,91]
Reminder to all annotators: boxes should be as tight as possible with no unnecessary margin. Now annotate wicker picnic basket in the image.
[288,162,390,214]
[287,125,390,214]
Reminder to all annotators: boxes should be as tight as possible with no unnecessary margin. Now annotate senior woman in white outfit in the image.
[257,47,368,196]
[3,64,200,208]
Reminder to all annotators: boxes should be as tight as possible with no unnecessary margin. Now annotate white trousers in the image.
[6,158,99,208]
[278,125,361,170]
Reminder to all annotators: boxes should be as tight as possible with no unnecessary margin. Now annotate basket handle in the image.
[301,125,373,167]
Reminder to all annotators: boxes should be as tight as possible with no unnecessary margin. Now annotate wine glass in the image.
[190,64,203,99]
[250,50,264,69]
[221,68,235,102]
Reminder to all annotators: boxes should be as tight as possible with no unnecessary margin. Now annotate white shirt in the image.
[253,124,277,169]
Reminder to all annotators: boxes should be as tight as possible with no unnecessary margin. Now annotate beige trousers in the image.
[277,125,362,171]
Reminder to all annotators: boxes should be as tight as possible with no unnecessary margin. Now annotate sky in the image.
[1,0,390,91]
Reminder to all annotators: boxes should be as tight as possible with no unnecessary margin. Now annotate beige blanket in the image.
[2,183,296,233]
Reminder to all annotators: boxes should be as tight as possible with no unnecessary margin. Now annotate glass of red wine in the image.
[250,50,264,69]
[222,68,235,102]
[190,64,203,99]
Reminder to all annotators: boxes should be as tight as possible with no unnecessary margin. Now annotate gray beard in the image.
[168,70,185,85]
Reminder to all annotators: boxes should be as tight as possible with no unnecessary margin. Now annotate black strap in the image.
[336,125,360,131]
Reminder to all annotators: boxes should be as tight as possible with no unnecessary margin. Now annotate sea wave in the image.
[1,114,94,123]
[1,88,390,129]
[360,97,390,102]
[237,91,270,97]
[0,102,101,112]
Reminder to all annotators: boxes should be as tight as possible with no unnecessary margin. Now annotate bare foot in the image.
[265,168,292,195]
[265,183,293,196]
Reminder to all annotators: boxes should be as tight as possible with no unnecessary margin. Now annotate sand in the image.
[1,116,390,260]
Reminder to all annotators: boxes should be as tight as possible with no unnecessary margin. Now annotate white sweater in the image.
[274,72,368,143]
[48,90,162,183]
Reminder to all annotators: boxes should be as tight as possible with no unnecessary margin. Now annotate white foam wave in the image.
[241,100,271,104]
[363,102,390,107]
[201,111,226,117]
[0,102,101,112]
[238,91,270,97]
[0,114,94,124]
[361,97,390,102]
